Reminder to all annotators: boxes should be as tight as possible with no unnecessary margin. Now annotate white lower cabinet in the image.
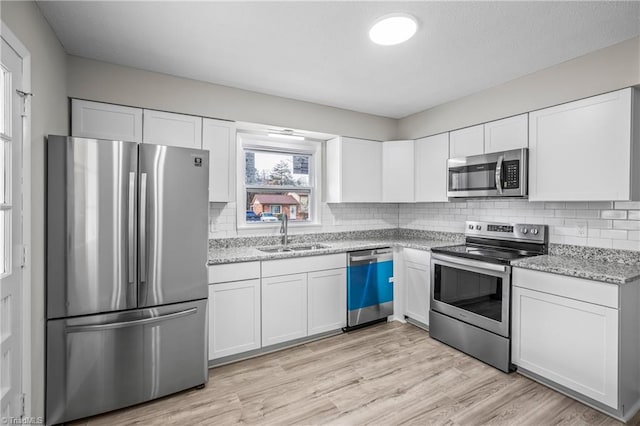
[208,261,262,361]
[308,269,347,335]
[262,273,308,347]
[403,249,430,326]
[512,267,640,419]
[262,254,347,348]
[512,285,618,408]
[208,279,261,360]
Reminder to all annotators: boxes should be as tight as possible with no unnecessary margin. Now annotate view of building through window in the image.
[244,150,312,223]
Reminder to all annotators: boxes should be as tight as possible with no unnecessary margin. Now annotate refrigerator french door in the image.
[46,136,209,425]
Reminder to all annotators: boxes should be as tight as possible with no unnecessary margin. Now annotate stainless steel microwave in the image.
[447,148,528,198]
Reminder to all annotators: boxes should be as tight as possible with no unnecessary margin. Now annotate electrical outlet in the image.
[577,224,587,237]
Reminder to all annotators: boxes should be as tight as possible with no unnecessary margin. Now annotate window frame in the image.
[236,132,322,230]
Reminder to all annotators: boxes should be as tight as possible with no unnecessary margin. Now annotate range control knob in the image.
[531,228,539,235]
[522,228,528,234]
[468,224,474,230]
[475,225,481,230]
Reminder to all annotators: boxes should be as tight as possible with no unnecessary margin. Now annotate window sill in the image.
[236,221,322,232]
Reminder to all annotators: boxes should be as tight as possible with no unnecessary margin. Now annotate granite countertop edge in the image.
[207,238,454,265]
[511,255,640,285]
[208,239,640,285]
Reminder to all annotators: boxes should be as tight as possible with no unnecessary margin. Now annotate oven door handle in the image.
[431,253,509,273]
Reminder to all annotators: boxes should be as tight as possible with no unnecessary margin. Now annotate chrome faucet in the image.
[280,213,289,247]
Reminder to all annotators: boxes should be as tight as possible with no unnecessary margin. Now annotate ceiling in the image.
[37,1,640,119]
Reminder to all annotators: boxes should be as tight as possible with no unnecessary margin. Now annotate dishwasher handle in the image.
[349,248,393,264]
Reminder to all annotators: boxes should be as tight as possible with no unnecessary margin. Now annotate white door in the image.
[208,279,261,360]
[71,99,143,142]
[449,124,484,157]
[382,140,414,202]
[0,37,25,420]
[414,133,449,202]
[262,273,308,347]
[142,109,203,149]
[307,268,346,335]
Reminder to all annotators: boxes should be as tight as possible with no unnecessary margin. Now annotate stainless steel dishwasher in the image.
[345,248,394,330]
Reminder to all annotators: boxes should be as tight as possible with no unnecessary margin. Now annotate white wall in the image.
[66,55,398,141]
[400,201,640,251]
[398,37,640,139]
[1,0,68,418]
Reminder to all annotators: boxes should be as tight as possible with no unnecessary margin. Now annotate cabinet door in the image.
[308,268,347,335]
[404,252,430,326]
[484,114,528,153]
[71,99,142,142]
[143,109,203,149]
[208,279,261,360]
[202,118,235,202]
[529,89,632,201]
[262,273,308,346]
[341,137,382,202]
[512,286,618,408]
[449,124,484,158]
[414,133,449,202]
[382,140,414,202]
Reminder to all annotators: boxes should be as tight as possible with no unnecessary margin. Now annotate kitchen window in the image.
[237,133,322,228]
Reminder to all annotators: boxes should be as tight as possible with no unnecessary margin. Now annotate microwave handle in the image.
[495,155,504,194]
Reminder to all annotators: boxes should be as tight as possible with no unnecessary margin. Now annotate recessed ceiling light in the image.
[369,13,418,46]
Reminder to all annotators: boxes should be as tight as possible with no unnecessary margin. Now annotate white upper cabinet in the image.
[449,124,484,158]
[142,109,203,149]
[326,136,382,203]
[202,118,235,202]
[484,114,528,153]
[71,99,143,142]
[382,140,414,202]
[529,88,639,201]
[414,133,449,202]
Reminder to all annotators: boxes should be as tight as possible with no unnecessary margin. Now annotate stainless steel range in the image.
[429,220,548,372]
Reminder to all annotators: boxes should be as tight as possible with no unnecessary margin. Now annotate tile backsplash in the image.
[210,199,640,251]
[209,202,399,239]
[399,200,640,251]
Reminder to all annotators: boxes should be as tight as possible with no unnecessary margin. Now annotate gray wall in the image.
[67,55,398,141]
[1,0,68,418]
[398,36,640,139]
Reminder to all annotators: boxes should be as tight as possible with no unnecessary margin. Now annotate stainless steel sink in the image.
[257,243,329,253]
[257,246,293,253]
[291,244,329,251]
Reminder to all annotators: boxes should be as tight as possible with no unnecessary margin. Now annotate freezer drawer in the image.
[46,299,207,425]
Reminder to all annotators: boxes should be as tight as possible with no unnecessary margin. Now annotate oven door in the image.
[430,253,511,337]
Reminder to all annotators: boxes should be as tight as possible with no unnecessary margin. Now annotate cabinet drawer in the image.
[513,268,618,309]
[208,261,261,284]
[403,248,430,266]
[262,254,346,278]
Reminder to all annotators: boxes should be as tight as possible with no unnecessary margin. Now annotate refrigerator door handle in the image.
[140,172,147,283]
[128,172,136,284]
[65,307,198,333]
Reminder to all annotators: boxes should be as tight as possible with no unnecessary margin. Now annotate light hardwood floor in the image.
[72,322,639,425]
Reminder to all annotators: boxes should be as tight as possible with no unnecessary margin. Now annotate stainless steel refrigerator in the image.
[46,135,209,425]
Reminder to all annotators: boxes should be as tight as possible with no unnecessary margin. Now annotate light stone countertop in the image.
[207,238,458,265]
[207,229,640,285]
[511,255,640,285]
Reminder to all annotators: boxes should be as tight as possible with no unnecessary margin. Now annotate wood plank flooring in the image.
[72,322,639,425]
